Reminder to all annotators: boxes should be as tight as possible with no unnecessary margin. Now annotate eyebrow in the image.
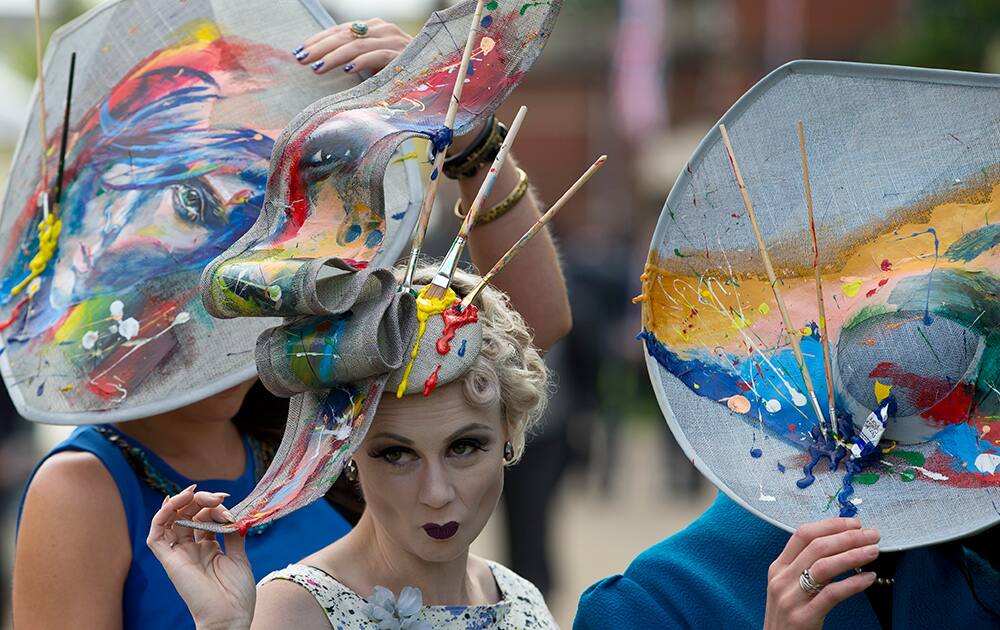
[369,423,495,446]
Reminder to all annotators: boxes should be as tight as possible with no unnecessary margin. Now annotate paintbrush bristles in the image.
[461,154,608,310]
[719,123,829,437]
[34,0,49,189]
[402,0,488,289]
[798,120,838,437]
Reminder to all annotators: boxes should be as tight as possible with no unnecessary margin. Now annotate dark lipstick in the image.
[422,522,459,540]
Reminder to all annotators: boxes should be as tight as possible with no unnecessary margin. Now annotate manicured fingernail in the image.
[162,495,169,506]
[212,492,231,498]
[863,528,880,541]
[295,50,309,61]
[311,60,325,71]
[183,484,196,493]
[222,509,237,523]
[292,45,304,55]
[343,63,355,73]
[861,571,876,583]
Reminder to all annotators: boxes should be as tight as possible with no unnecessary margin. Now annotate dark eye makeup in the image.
[367,435,492,466]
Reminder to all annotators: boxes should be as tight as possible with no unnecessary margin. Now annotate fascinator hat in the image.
[176,0,564,534]
[639,61,1000,550]
[0,0,423,424]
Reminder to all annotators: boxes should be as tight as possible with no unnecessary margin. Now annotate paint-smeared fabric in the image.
[574,493,1000,629]
[16,426,351,630]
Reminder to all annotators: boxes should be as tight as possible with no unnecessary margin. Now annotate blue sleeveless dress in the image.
[17,425,352,630]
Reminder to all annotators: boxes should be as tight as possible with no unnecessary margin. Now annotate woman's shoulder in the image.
[574,493,787,629]
[479,558,557,628]
[255,564,362,630]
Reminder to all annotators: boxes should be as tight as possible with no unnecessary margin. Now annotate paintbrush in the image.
[424,105,528,300]
[401,0,488,290]
[53,52,76,213]
[797,120,838,439]
[33,0,50,219]
[719,123,830,438]
[461,154,607,310]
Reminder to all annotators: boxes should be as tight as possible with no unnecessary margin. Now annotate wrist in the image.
[195,621,251,630]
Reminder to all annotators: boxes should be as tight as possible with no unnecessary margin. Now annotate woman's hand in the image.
[294,18,412,75]
[147,486,256,630]
[763,518,880,630]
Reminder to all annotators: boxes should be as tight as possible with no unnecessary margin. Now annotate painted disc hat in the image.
[639,61,1000,550]
[0,0,423,424]
[179,0,563,534]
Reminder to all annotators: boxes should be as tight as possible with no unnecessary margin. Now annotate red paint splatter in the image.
[736,381,752,392]
[865,288,878,298]
[342,259,369,270]
[878,278,888,287]
[436,303,479,355]
[0,297,29,332]
[423,364,442,397]
[868,362,973,424]
[880,259,892,272]
[788,424,796,432]
[923,452,1000,488]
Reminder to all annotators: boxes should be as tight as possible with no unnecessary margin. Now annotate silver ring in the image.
[799,568,824,596]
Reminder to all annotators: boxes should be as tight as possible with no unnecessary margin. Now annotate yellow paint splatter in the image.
[11,214,61,297]
[841,280,863,297]
[757,303,770,315]
[874,379,893,403]
[60,385,74,392]
[395,286,458,398]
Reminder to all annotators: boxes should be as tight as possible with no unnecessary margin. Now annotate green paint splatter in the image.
[893,450,925,467]
[520,1,550,15]
[486,1,498,9]
[944,224,1000,262]
[899,468,916,482]
[854,473,880,485]
[674,248,689,258]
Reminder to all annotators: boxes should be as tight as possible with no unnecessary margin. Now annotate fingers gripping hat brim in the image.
[641,60,1000,551]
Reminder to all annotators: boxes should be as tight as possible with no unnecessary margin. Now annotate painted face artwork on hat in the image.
[180,0,564,535]
[639,61,1000,550]
[0,0,422,424]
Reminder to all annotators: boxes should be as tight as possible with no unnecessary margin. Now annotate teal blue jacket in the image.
[575,493,999,629]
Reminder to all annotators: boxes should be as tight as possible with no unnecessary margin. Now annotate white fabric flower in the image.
[117,317,140,340]
[81,331,99,350]
[364,585,429,630]
[173,311,191,325]
[109,300,124,320]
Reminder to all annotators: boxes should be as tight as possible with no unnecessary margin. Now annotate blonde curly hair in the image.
[400,264,549,463]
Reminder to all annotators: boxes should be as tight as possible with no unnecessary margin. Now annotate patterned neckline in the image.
[94,424,276,536]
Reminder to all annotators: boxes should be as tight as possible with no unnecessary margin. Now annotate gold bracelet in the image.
[453,168,529,227]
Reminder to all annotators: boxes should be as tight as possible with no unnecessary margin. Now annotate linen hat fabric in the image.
[639,61,1000,550]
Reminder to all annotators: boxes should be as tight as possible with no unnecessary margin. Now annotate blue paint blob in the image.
[345,224,362,243]
[36,382,44,397]
[391,211,406,221]
[777,462,786,473]
[750,447,763,458]
[480,15,493,27]
[431,168,439,181]
[365,230,383,248]
[457,339,467,357]
[426,126,454,157]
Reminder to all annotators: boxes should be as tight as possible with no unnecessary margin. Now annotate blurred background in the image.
[1,0,1000,627]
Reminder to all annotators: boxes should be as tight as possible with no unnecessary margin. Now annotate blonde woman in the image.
[149,269,559,629]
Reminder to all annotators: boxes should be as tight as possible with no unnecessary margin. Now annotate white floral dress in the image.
[260,561,558,629]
